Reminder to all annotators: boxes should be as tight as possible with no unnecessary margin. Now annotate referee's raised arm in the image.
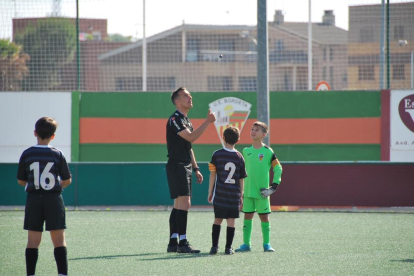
[178,109,216,143]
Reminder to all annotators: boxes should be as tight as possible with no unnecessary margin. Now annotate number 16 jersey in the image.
[17,145,72,193]
[209,148,247,210]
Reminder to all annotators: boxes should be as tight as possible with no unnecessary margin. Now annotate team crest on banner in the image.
[209,97,251,147]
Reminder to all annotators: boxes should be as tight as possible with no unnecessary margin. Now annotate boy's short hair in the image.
[253,121,268,134]
[35,117,58,139]
[171,87,187,105]
[223,126,240,145]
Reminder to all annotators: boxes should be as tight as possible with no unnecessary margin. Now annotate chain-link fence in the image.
[1,0,413,92]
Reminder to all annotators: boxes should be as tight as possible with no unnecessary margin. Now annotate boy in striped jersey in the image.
[208,126,247,255]
[235,121,283,253]
[17,117,72,275]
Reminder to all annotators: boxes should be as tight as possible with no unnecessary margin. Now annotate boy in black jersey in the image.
[17,117,72,276]
[208,126,247,255]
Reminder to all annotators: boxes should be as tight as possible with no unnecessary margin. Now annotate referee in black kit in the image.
[166,87,216,253]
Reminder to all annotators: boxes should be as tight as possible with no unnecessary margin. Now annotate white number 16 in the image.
[29,162,56,190]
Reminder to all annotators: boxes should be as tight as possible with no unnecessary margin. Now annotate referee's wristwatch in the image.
[193,167,200,172]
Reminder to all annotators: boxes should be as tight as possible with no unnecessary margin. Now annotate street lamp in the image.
[398,40,413,89]
[240,31,257,45]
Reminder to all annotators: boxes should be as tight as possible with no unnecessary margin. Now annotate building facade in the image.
[98,10,348,92]
[348,2,414,90]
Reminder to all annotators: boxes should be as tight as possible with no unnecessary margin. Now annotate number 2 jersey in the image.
[209,148,247,210]
[17,145,72,193]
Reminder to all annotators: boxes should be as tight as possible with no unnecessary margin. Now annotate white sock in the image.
[179,234,187,241]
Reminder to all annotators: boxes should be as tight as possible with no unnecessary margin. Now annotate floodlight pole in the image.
[411,51,413,88]
[257,0,270,146]
[379,0,386,89]
[76,0,80,90]
[386,0,390,89]
[142,0,147,91]
[308,0,312,90]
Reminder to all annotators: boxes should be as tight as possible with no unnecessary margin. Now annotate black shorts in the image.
[24,192,66,232]
[166,159,192,199]
[214,205,239,219]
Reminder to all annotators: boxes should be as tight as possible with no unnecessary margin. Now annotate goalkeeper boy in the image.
[235,121,283,253]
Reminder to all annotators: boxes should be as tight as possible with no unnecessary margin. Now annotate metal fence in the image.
[1,0,413,92]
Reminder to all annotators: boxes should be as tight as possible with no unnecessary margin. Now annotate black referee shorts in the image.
[24,192,66,232]
[166,159,192,199]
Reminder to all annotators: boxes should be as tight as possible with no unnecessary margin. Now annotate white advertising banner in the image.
[390,90,414,161]
[0,92,72,163]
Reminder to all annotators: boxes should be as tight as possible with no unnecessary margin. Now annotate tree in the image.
[0,39,29,91]
[15,18,76,91]
[107,33,132,42]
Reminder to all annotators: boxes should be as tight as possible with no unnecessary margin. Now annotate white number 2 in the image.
[224,162,236,184]
[29,162,56,190]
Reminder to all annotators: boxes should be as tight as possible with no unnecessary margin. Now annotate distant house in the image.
[12,17,128,91]
[13,17,108,41]
[98,10,348,92]
[348,2,414,90]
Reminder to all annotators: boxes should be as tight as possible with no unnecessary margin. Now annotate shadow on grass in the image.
[70,252,211,261]
[139,253,211,261]
[390,259,414,263]
[70,253,158,260]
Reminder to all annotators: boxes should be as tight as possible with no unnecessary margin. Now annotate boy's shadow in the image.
[70,252,211,261]
[390,259,414,263]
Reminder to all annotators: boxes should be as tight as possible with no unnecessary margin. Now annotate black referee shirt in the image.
[166,110,194,163]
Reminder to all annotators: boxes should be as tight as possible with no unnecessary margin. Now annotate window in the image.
[186,39,200,62]
[323,48,327,61]
[359,26,374,43]
[329,48,334,61]
[116,77,142,91]
[239,77,257,91]
[208,76,233,91]
[116,77,176,91]
[392,64,405,80]
[246,41,257,62]
[329,66,334,88]
[322,67,327,80]
[248,41,256,51]
[297,67,308,90]
[92,31,101,41]
[218,39,235,62]
[394,25,404,40]
[147,77,176,91]
[358,65,375,80]
[276,40,284,51]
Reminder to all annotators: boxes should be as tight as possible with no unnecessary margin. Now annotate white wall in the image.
[390,90,414,162]
[0,92,72,163]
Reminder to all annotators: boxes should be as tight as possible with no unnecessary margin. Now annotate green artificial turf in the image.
[1,211,413,276]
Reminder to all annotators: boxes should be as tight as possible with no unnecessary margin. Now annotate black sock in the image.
[25,248,38,276]
[54,246,68,275]
[177,209,188,245]
[212,224,221,247]
[225,227,235,249]
[169,208,178,245]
